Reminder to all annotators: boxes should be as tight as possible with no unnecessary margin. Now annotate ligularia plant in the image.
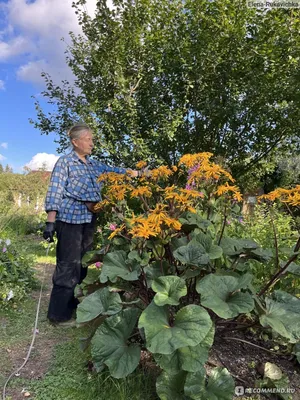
[77,153,300,400]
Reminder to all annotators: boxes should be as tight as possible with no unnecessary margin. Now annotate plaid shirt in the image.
[45,150,126,224]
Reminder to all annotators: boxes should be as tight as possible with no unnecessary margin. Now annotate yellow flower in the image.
[130,186,152,198]
[106,184,128,201]
[164,217,182,231]
[179,189,204,198]
[129,218,160,239]
[93,199,111,210]
[189,163,234,183]
[259,185,300,206]
[215,182,242,201]
[149,166,173,181]
[147,204,168,225]
[179,153,213,168]
[172,166,178,172]
[136,161,147,169]
[108,224,126,240]
[130,225,160,239]
[98,172,125,183]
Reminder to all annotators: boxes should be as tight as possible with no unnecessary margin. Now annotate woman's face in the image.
[73,130,94,156]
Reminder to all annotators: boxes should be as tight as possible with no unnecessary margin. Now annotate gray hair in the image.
[68,123,92,144]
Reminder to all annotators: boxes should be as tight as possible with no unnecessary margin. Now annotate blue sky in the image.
[0,78,58,172]
[0,0,97,172]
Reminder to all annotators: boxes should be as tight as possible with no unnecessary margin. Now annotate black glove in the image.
[43,222,56,243]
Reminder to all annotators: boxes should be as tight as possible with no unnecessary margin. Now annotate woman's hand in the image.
[43,222,56,242]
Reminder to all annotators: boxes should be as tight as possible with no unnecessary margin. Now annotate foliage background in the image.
[32,0,300,192]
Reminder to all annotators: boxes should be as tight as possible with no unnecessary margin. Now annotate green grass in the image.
[28,341,157,400]
[1,214,157,400]
[0,246,157,400]
[1,298,157,400]
[15,234,56,264]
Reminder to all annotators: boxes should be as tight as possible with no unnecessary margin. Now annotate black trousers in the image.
[47,216,96,322]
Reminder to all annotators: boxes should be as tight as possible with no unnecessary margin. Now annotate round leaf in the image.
[260,290,300,343]
[76,287,122,323]
[154,325,215,374]
[196,274,254,319]
[100,250,141,283]
[173,242,210,267]
[138,302,212,354]
[152,276,187,306]
[156,371,188,400]
[91,308,141,378]
[144,260,170,287]
[184,368,235,400]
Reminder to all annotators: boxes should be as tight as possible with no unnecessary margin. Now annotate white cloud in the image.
[0,35,34,61]
[25,153,59,171]
[0,154,6,161]
[0,0,99,84]
[0,80,4,90]
[17,59,48,85]
[0,142,8,149]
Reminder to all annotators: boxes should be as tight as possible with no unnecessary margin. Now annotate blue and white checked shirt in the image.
[45,150,126,224]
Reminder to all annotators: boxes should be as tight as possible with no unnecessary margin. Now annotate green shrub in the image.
[0,237,36,309]
[0,207,45,236]
[227,204,300,293]
[228,204,297,249]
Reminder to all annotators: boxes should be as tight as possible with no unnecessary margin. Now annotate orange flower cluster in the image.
[178,152,214,168]
[98,172,130,184]
[164,186,204,213]
[215,182,243,202]
[148,165,174,181]
[136,161,148,169]
[130,186,152,198]
[128,204,182,239]
[179,153,234,186]
[94,154,244,242]
[106,184,129,201]
[259,185,300,206]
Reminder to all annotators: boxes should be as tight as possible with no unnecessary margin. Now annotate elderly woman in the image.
[43,123,136,326]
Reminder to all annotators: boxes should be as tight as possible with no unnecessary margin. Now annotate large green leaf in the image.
[138,302,212,354]
[184,368,235,400]
[174,233,222,267]
[91,308,141,378]
[260,290,300,343]
[76,287,122,323]
[285,261,300,276]
[100,250,141,283]
[180,268,201,280]
[81,247,106,267]
[144,260,170,287]
[250,247,273,262]
[152,276,187,306]
[128,249,150,266]
[156,371,188,400]
[154,325,215,374]
[293,343,300,364]
[173,241,210,267]
[219,237,244,256]
[170,236,189,252]
[220,237,259,257]
[179,212,211,232]
[239,239,259,250]
[196,274,254,319]
[192,233,223,260]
